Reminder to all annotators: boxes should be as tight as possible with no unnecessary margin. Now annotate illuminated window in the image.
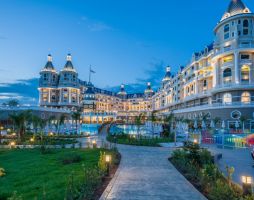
[241,92,250,104]
[241,65,250,83]
[223,68,232,84]
[223,93,232,104]
[223,56,233,63]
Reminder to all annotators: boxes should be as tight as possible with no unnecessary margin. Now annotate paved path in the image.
[204,144,254,185]
[100,144,206,200]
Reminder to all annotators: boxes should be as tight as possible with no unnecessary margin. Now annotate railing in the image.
[0,105,71,113]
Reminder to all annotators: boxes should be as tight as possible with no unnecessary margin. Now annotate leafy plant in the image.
[0,167,6,177]
[60,153,82,165]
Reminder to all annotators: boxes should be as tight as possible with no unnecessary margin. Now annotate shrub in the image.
[0,168,6,177]
[60,153,82,165]
[209,180,238,200]
[7,191,22,200]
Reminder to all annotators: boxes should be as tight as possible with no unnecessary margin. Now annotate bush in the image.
[208,180,238,200]
[0,168,6,177]
[60,153,82,165]
[7,191,22,200]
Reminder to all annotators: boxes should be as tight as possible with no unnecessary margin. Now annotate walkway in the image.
[100,144,206,200]
[205,144,254,185]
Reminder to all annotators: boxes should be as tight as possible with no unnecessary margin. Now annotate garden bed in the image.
[169,142,253,200]
[0,148,121,200]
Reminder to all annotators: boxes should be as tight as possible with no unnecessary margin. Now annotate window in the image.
[241,92,251,104]
[231,110,241,119]
[241,65,250,83]
[223,68,232,84]
[224,24,230,40]
[223,93,232,104]
[223,55,233,63]
[241,54,250,60]
[243,20,249,35]
[203,80,207,87]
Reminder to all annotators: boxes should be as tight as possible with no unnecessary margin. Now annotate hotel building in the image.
[39,0,254,129]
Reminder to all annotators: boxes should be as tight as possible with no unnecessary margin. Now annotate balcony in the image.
[212,83,254,93]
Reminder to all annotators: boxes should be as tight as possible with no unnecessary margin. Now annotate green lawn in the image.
[107,134,173,147]
[0,148,106,199]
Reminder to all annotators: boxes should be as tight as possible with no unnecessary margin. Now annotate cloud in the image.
[0,78,38,105]
[104,60,166,93]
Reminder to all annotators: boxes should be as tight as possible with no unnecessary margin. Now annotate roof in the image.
[42,54,55,71]
[62,54,76,72]
[221,0,251,21]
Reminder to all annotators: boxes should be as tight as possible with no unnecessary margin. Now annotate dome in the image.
[162,67,171,82]
[42,54,55,71]
[118,84,127,95]
[221,0,250,21]
[62,54,76,72]
[145,82,154,94]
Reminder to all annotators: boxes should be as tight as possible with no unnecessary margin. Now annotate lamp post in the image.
[105,154,111,176]
[92,140,97,148]
[9,141,16,149]
[242,176,252,196]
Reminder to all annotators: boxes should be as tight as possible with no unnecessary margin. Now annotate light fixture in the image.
[242,175,252,195]
[30,138,35,142]
[9,141,16,148]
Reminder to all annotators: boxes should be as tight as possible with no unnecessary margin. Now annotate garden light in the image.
[193,139,198,144]
[242,176,252,195]
[30,138,35,142]
[105,154,111,176]
[9,141,16,148]
[92,140,97,148]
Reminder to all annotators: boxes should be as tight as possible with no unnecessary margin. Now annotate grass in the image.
[0,148,109,199]
[107,133,173,147]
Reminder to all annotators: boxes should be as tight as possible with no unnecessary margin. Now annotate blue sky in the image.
[0,0,253,104]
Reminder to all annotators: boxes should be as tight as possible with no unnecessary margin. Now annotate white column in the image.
[234,51,239,84]
[68,88,71,103]
[48,89,51,103]
[195,79,198,94]
[212,61,217,88]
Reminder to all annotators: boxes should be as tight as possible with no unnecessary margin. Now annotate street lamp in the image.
[92,140,97,148]
[242,176,252,195]
[9,141,16,149]
[105,154,111,176]
[193,138,198,144]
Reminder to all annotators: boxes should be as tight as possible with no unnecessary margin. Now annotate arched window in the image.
[223,68,232,84]
[223,93,232,104]
[241,65,250,83]
[243,19,249,27]
[241,92,251,104]
[243,20,249,35]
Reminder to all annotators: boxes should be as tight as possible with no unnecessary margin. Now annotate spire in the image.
[42,54,55,71]
[145,82,154,94]
[63,53,75,71]
[221,0,251,21]
[163,66,172,82]
[118,84,127,95]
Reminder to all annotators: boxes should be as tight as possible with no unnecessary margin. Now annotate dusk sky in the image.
[0,0,253,103]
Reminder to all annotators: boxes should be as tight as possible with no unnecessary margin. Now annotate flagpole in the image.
[89,65,91,83]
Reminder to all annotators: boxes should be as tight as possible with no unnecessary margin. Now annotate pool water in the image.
[81,124,101,135]
[110,124,150,136]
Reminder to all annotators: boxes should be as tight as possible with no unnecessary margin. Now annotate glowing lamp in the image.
[242,176,252,184]
[30,138,35,142]
[105,155,111,163]
[242,175,253,195]
[193,139,198,144]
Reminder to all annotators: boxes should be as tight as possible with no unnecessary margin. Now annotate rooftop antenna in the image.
[89,65,96,83]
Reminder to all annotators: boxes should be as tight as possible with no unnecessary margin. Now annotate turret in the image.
[39,54,58,87]
[144,82,154,96]
[162,66,172,83]
[118,84,127,96]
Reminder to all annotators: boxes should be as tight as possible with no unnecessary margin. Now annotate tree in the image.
[163,113,174,137]
[9,110,32,141]
[57,114,66,135]
[135,113,144,139]
[71,111,81,135]
[240,116,247,132]
[7,99,19,107]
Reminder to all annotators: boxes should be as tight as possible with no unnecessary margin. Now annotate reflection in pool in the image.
[109,124,155,136]
[81,124,101,136]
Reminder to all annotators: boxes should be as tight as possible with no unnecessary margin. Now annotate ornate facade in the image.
[153,0,254,129]
[39,0,254,128]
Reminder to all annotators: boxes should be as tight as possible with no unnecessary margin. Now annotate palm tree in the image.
[240,116,247,133]
[7,99,19,107]
[72,111,81,135]
[135,113,144,139]
[57,114,66,135]
[163,113,174,137]
[9,110,32,141]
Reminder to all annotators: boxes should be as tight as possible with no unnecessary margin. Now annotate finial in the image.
[121,84,125,89]
[67,53,72,61]
[147,82,151,86]
[166,66,171,72]
[47,54,52,62]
